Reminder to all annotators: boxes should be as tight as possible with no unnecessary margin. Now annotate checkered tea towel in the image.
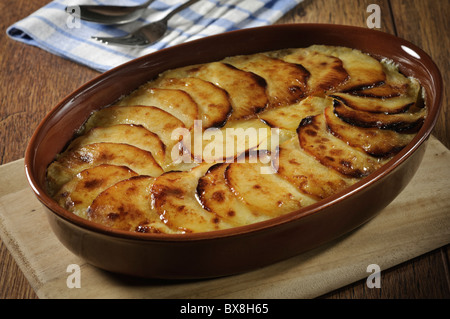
[7,0,302,72]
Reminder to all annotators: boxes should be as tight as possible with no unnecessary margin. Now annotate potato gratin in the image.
[46,45,426,234]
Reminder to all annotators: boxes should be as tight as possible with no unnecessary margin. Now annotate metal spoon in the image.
[92,0,200,46]
[67,0,155,25]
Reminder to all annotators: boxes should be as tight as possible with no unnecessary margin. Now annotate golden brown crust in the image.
[297,114,387,178]
[223,53,310,107]
[47,45,426,234]
[324,106,415,157]
[333,99,426,133]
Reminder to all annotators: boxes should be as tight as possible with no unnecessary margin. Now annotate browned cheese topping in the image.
[46,45,426,234]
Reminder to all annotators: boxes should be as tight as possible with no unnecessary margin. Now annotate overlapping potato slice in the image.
[324,106,415,157]
[350,84,402,98]
[83,105,184,145]
[331,76,420,113]
[333,99,426,133]
[154,77,232,129]
[197,163,268,227]
[65,124,166,168]
[349,60,412,98]
[48,45,427,235]
[277,137,357,200]
[82,105,185,168]
[160,62,269,120]
[223,53,309,107]
[259,96,331,130]
[88,175,175,233]
[198,118,273,163]
[277,48,349,94]
[305,45,386,91]
[55,164,138,219]
[224,160,316,217]
[151,164,233,233]
[115,87,198,130]
[47,142,163,195]
[172,116,274,165]
[297,113,387,177]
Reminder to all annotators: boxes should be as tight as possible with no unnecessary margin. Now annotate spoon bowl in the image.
[67,0,154,25]
[92,0,200,46]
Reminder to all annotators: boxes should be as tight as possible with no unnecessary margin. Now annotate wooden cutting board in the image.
[0,136,449,299]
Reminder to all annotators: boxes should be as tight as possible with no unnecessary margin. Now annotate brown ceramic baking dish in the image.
[24,24,442,279]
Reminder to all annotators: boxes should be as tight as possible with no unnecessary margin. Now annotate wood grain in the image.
[389,0,450,148]
[0,0,448,299]
[279,0,396,34]
[0,0,98,299]
[0,1,99,165]
[323,248,450,298]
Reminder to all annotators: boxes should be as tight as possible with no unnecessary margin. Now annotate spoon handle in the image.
[162,0,200,22]
[139,0,155,8]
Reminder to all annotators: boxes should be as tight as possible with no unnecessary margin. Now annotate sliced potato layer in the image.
[277,137,356,200]
[223,53,309,107]
[160,62,269,120]
[279,48,349,94]
[83,105,185,168]
[155,77,232,129]
[55,164,138,219]
[48,44,426,234]
[331,77,420,114]
[116,87,198,130]
[199,118,273,162]
[197,163,267,226]
[225,160,316,217]
[349,60,413,98]
[66,124,166,168]
[260,96,331,130]
[333,99,426,133]
[305,45,386,91]
[84,105,184,145]
[151,164,233,233]
[324,106,415,157]
[88,176,174,233]
[47,142,163,195]
[297,114,387,177]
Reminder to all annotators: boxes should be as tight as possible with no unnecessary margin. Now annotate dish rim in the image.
[24,23,443,243]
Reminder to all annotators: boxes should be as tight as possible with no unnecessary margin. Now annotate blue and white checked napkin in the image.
[7,0,302,72]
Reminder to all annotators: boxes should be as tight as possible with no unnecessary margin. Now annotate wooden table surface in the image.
[0,0,449,299]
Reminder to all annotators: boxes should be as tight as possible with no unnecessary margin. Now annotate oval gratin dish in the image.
[24,24,442,279]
